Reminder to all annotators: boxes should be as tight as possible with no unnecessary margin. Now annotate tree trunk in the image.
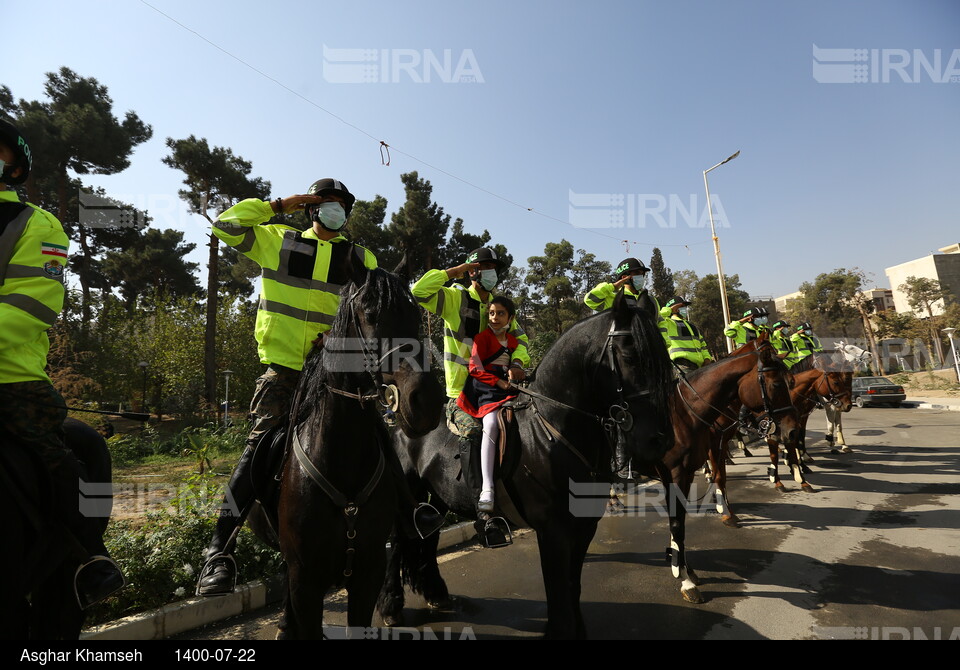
[204,232,219,410]
[858,309,881,375]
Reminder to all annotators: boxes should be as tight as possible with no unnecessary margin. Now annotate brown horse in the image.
[661,335,799,603]
[761,351,853,487]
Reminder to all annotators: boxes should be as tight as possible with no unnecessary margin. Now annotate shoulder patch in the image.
[43,259,65,278]
[41,242,68,259]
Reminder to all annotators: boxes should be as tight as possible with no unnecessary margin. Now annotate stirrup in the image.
[74,555,126,610]
[474,515,513,549]
[196,553,237,597]
[413,503,444,539]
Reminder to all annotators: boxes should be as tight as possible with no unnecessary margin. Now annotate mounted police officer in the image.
[0,118,124,608]
[770,320,801,369]
[790,321,823,365]
[197,179,441,596]
[584,257,660,316]
[411,247,530,512]
[724,307,769,347]
[658,296,713,376]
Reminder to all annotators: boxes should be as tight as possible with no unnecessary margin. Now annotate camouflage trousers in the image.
[0,381,68,467]
[445,398,482,442]
[246,365,301,453]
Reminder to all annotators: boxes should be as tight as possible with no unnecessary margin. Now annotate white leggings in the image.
[481,409,500,493]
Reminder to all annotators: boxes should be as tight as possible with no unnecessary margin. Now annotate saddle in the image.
[249,425,289,534]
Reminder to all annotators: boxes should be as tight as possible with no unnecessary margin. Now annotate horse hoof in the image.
[381,613,404,627]
[802,483,816,493]
[722,514,741,528]
[840,446,852,454]
[681,586,704,604]
[775,484,788,493]
[426,596,454,611]
[687,569,701,587]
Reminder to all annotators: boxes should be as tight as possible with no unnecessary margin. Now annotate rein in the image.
[517,323,653,479]
[677,344,792,437]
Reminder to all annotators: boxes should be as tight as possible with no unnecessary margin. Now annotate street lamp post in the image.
[943,328,960,383]
[703,150,740,354]
[138,361,148,417]
[222,369,234,428]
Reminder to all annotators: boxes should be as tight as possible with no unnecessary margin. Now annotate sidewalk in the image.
[902,396,960,412]
[82,521,482,641]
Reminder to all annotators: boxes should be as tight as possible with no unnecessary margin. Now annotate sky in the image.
[6,0,959,300]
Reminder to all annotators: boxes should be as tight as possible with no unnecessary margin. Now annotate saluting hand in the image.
[446,262,480,280]
[272,194,325,215]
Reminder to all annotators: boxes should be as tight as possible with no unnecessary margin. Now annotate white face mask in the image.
[678,307,689,319]
[804,329,813,336]
[479,269,498,291]
[314,202,346,230]
[631,274,646,291]
[755,316,768,326]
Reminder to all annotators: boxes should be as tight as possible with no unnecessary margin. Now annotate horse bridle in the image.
[519,322,653,475]
[679,341,793,438]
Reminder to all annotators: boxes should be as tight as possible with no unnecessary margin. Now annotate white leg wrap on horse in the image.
[792,463,803,483]
[715,489,729,516]
[670,538,681,578]
[768,464,777,483]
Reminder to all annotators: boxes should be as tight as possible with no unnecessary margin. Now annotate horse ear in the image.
[392,254,410,284]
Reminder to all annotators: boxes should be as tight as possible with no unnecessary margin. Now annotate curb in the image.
[81,521,479,641]
[902,401,960,412]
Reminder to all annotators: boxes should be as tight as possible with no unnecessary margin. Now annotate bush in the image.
[86,505,281,626]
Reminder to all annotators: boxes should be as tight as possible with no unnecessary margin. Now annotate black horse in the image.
[0,418,113,639]
[273,267,444,639]
[377,292,675,639]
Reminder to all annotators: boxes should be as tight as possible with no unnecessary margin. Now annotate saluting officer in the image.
[584,257,660,316]
[658,296,713,376]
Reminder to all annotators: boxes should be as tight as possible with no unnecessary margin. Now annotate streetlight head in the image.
[943,327,957,337]
[138,361,148,368]
[722,150,741,165]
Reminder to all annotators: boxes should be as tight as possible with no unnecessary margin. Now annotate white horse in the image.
[824,341,871,452]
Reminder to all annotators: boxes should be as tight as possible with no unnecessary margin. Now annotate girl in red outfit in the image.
[457,296,520,512]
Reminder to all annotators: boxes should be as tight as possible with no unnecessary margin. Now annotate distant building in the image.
[774,291,803,316]
[885,244,960,317]
[861,287,895,313]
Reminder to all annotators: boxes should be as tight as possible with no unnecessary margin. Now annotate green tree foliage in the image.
[649,247,675,305]
[690,274,750,353]
[672,269,699,302]
[346,195,397,269]
[162,135,270,407]
[797,270,863,336]
[899,276,954,365]
[388,172,451,277]
[101,228,201,310]
[5,68,152,323]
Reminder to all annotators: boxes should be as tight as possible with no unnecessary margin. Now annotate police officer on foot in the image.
[0,118,124,608]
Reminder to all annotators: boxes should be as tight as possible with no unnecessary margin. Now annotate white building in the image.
[885,244,960,317]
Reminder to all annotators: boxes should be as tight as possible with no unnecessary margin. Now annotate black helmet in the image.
[615,257,649,278]
[758,306,770,316]
[797,322,813,332]
[0,118,32,186]
[772,320,790,331]
[742,307,763,319]
[466,246,504,269]
[307,178,355,218]
[664,296,690,309]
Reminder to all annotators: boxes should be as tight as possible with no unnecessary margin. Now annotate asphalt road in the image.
[176,406,960,640]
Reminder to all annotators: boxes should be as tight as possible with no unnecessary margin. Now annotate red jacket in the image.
[468,328,518,386]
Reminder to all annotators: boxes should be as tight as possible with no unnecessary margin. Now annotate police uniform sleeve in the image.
[508,317,531,368]
[411,268,461,323]
[724,321,742,339]
[0,207,67,352]
[212,198,284,265]
[584,281,616,311]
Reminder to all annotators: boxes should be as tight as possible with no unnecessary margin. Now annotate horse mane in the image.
[296,268,418,425]
[537,307,673,416]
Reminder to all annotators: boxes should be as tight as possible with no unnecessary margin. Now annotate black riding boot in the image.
[196,445,257,597]
[50,454,125,609]
[384,439,444,539]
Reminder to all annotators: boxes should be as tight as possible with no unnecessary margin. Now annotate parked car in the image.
[851,376,906,408]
